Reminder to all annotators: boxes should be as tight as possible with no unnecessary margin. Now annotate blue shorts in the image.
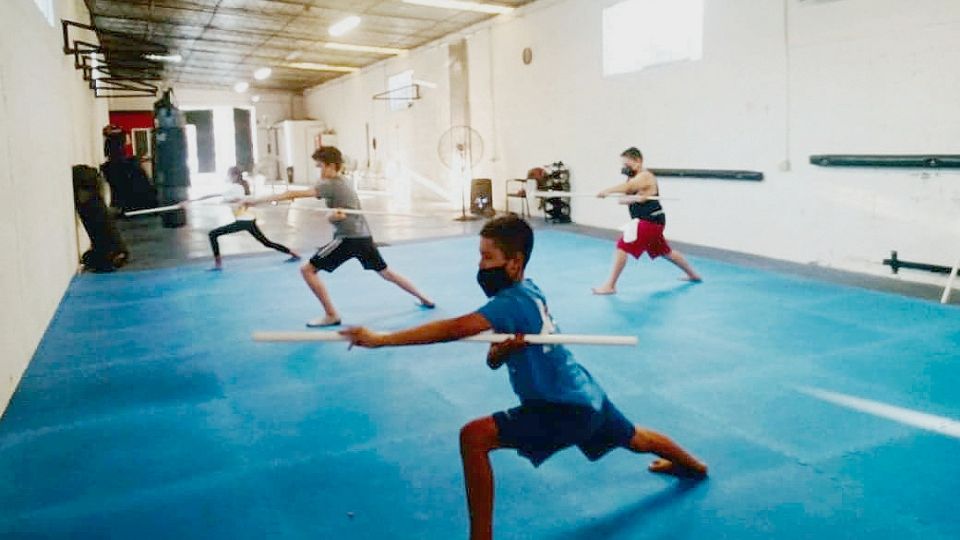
[492,397,635,467]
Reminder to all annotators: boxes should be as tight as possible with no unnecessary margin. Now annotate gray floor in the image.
[113,199,956,305]
[116,197,484,271]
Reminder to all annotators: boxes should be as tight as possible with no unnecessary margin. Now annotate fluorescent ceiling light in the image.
[234,81,250,93]
[144,53,182,63]
[324,42,406,55]
[251,95,261,103]
[329,15,361,37]
[401,0,514,14]
[253,67,272,80]
[286,62,359,73]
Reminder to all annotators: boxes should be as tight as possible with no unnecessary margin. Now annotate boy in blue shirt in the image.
[341,215,707,540]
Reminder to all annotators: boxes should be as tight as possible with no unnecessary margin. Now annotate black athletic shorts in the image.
[493,397,635,467]
[309,237,387,272]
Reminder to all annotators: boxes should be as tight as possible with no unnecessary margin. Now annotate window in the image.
[132,128,154,159]
[602,0,703,77]
[31,0,55,27]
[387,70,415,111]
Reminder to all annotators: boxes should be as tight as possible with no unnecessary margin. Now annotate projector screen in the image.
[603,0,704,76]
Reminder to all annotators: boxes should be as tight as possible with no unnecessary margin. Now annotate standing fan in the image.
[438,125,484,221]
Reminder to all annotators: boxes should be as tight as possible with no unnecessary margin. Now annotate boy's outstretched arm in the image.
[598,177,642,197]
[246,187,318,206]
[599,171,659,198]
[340,312,492,348]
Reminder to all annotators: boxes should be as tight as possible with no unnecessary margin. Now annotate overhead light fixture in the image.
[401,0,514,14]
[251,95,261,103]
[286,62,359,73]
[144,53,182,63]
[284,50,302,61]
[323,42,406,55]
[234,81,250,93]
[329,15,362,37]
[253,67,272,80]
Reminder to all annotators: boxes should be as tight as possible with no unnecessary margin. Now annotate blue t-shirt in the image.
[477,279,606,410]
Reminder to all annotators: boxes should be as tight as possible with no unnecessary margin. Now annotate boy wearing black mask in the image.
[340,215,707,540]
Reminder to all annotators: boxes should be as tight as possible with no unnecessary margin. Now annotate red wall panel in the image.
[109,111,154,157]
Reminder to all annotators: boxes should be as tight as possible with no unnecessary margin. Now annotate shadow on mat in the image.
[549,479,709,540]
[601,281,699,326]
[350,306,440,328]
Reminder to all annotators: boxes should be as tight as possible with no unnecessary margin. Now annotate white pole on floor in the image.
[941,256,960,304]
[252,331,639,347]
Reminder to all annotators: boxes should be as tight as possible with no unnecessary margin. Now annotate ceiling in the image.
[84,0,534,94]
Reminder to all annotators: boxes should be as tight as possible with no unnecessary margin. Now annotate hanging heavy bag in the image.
[73,165,129,272]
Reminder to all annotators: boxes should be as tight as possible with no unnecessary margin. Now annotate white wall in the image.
[0,0,110,416]
[302,0,960,285]
[303,46,456,201]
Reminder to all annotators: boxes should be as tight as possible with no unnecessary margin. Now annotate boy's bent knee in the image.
[460,417,499,454]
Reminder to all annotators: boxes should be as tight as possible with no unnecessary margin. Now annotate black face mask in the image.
[621,166,637,178]
[477,266,514,297]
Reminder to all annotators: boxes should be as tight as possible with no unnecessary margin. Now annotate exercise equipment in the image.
[73,165,128,272]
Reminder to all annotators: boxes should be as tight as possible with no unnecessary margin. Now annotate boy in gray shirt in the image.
[250,146,434,326]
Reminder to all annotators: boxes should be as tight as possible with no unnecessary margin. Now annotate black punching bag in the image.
[153,89,191,228]
[73,165,129,272]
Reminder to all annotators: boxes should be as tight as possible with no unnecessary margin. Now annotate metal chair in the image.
[504,178,534,217]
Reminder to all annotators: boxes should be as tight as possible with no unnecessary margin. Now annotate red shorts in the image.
[617,220,672,259]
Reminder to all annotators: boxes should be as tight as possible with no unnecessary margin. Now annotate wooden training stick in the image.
[531,190,600,198]
[124,203,183,217]
[124,193,224,216]
[289,206,432,219]
[530,190,669,202]
[617,194,676,202]
[253,331,639,347]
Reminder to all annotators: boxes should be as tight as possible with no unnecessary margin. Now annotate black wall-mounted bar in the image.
[882,251,951,275]
[811,155,960,169]
[649,169,764,181]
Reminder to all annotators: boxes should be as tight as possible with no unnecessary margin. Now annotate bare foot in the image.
[419,300,436,309]
[592,286,617,295]
[648,459,708,478]
[306,315,342,328]
[679,275,703,283]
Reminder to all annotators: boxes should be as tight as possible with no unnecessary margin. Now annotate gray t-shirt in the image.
[315,176,371,238]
